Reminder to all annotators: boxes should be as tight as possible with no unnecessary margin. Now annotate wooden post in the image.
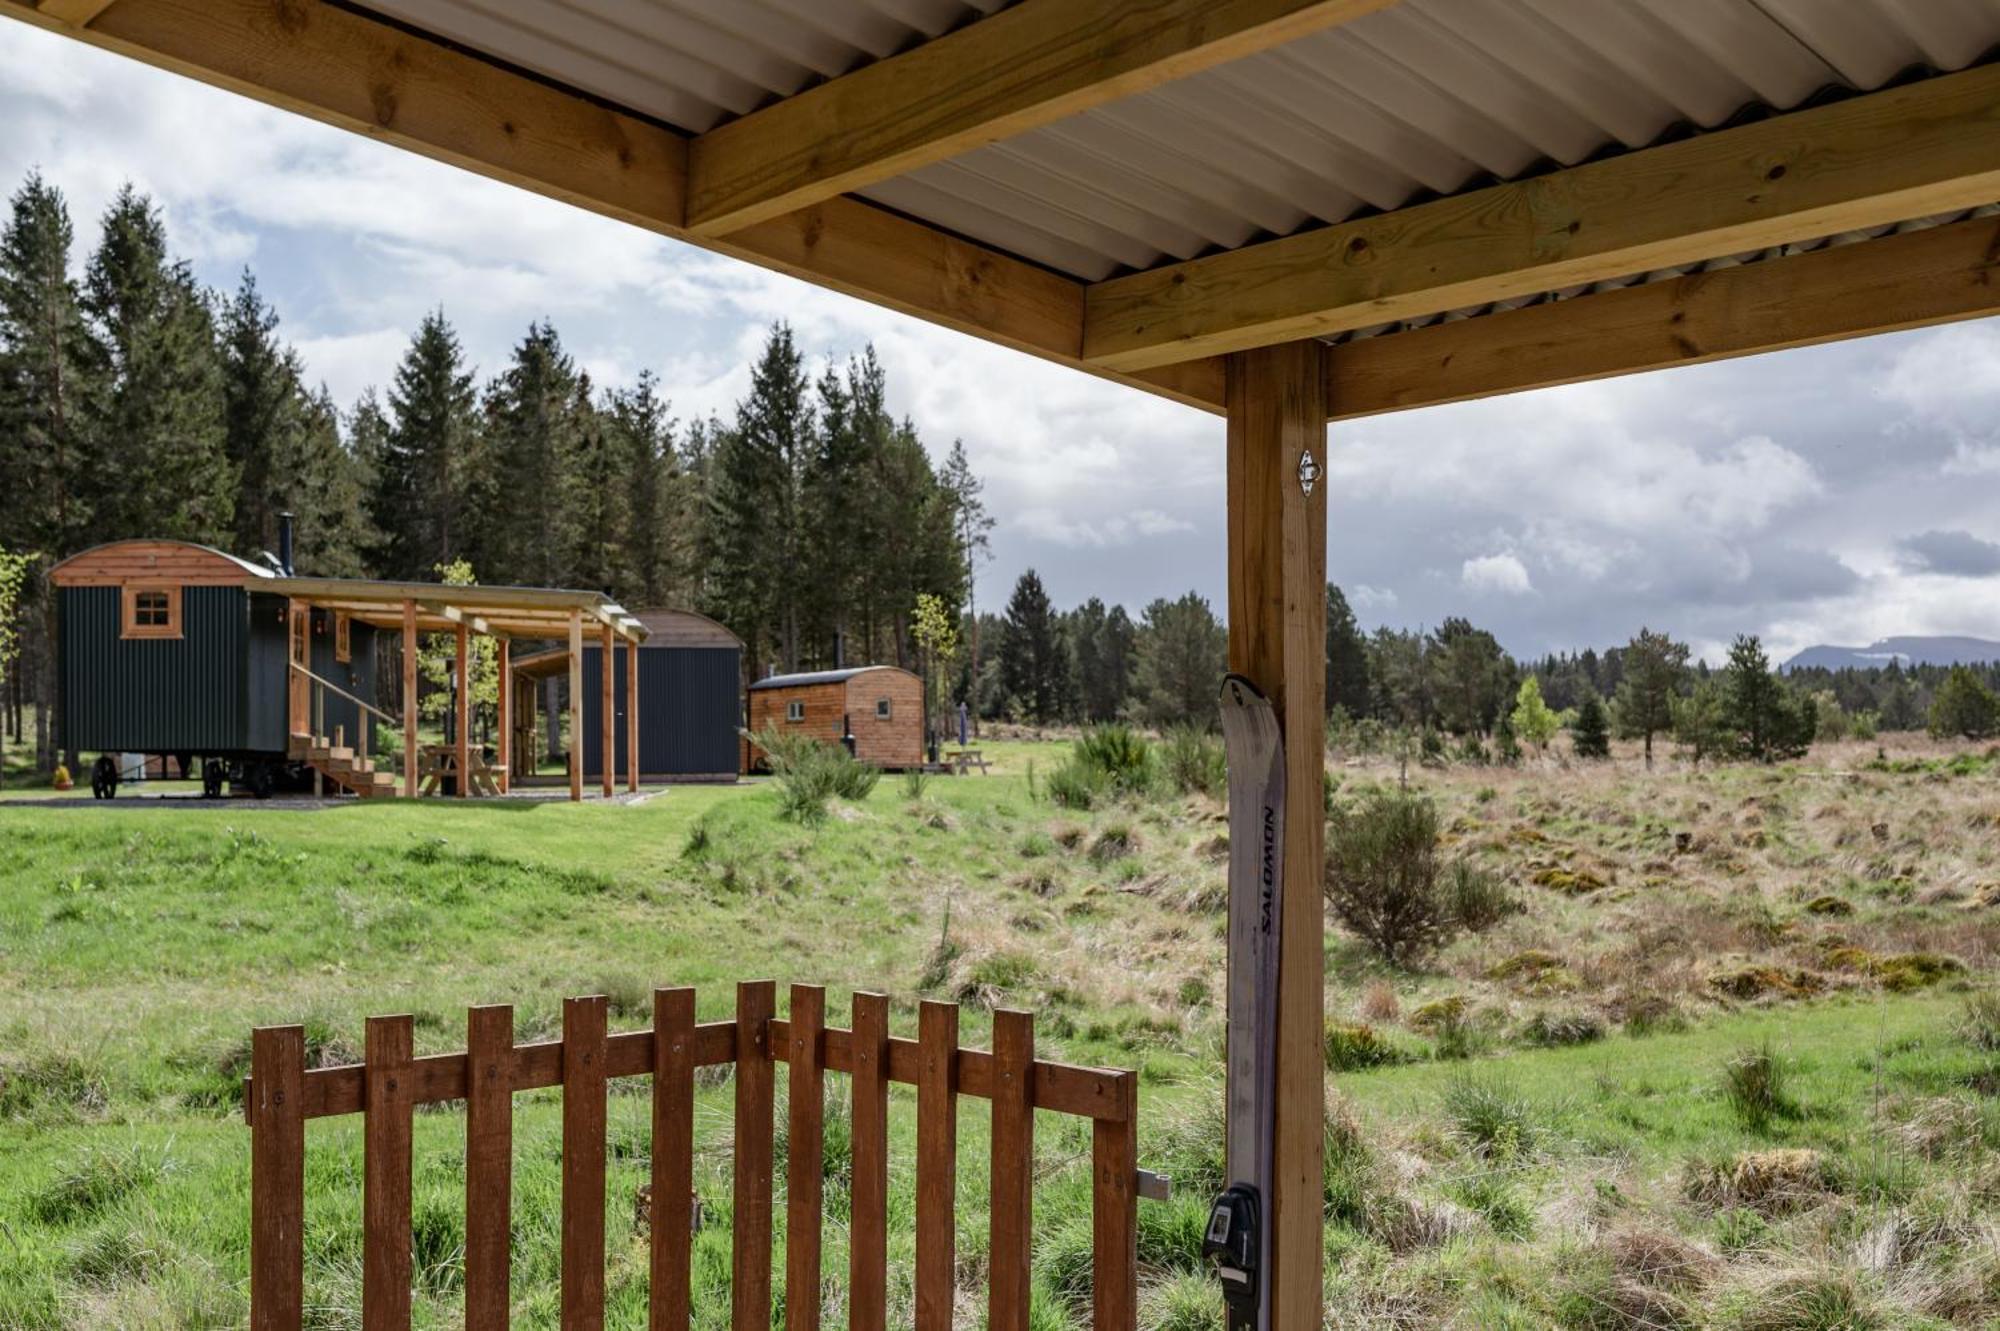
[562,995,608,1331]
[732,981,775,1331]
[455,623,470,800]
[401,600,417,799]
[651,988,695,1331]
[249,1026,305,1331]
[626,638,640,794]
[496,637,511,795]
[287,600,308,738]
[465,1005,514,1331]
[1225,340,1327,1331]
[362,1015,413,1331]
[848,992,889,1331]
[784,984,824,1331]
[600,624,615,799]
[1091,1072,1139,1331]
[988,1009,1034,1331]
[915,1000,958,1331]
[568,610,584,802]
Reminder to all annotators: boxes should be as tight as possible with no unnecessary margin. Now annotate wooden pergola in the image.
[16,1,2000,1324]
[269,576,646,802]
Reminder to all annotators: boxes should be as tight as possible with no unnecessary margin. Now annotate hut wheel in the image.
[202,759,227,799]
[90,755,118,800]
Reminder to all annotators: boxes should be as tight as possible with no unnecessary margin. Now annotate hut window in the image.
[876,698,892,719]
[121,586,181,639]
[334,612,352,663]
[786,700,805,723]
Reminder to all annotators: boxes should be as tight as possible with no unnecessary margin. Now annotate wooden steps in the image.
[290,733,400,798]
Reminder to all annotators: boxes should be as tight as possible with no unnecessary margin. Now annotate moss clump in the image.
[1409,995,1471,1031]
[1708,965,1824,1001]
[1870,952,1964,993]
[1532,865,1607,895]
[1803,894,1853,917]
[1820,945,1874,972]
[1488,949,1565,980]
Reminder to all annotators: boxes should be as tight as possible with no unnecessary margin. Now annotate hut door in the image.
[512,676,538,778]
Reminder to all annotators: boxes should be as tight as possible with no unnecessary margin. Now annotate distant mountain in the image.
[1783,636,2000,672]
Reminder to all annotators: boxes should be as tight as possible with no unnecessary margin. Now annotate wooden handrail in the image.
[288,660,396,729]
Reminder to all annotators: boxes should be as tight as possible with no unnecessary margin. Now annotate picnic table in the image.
[419,743,502,797]
[945,748,990,775]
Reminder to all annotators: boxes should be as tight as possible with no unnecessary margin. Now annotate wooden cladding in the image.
[244,983,1140,1330]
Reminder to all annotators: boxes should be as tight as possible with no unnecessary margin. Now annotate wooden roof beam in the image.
[35,0,116,23]
[685,0,1395,237]
[0,0,1222,414]
[422,601,498,638]
[1084,63,2000,372]
[1323,214,2000,420]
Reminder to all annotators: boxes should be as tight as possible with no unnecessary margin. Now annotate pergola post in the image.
[287,599,308,738]
[401,600,417,798]
[1224,340,1327,1331]
[568,610,583,802]
[600,624,615,799]
[626,638,639,794]
[454,624,470,800]
[496,637,511,795]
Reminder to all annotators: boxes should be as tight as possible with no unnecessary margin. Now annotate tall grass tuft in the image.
[1957,989,2000,1051]
[1722,1043,1792,1132]
[1441,1074,1546,1158]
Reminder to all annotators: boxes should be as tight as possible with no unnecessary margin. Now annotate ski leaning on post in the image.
[1205,674,1285,1331]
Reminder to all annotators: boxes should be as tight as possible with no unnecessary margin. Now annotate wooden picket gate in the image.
[244,981,1139,1330]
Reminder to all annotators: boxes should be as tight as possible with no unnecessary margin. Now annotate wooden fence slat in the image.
[363,1015,415,1331]
[915,1001,959,1331]
[786,985,826,1331]
[650,988,695,1331]
[562,996,609,1331]
[465,1005,514,1331]
[848,993,889,1331]
[1091,1072,1139,1331]
[251,1025,305,1331]
[988,1010,1035,1331]
[733,981,777,1331]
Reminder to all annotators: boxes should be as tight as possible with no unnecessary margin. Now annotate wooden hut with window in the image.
[744,665,923,771]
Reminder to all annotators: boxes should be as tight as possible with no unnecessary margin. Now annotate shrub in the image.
[1072,725,1156,795]
[1445,860,1517,931]
[1045,757,1107,810]
[1161,724,1225,797]
[1722,1044,1792,1131]
[755,727,879,824]
[1521,1009,1605,1047]
[1323,1021,1413,1072]
[1324,789,1455,967]
[900,767,930,800]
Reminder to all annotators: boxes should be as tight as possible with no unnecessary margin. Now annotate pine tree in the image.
[475,320,594,588]
[1571,692,1611,759]
[1724,635,1814,760]
[219,270,300,556]
[602,371,679,606]
[1428,617,1512,736]
[0,171,95,769]
[278,387,375,577]
[373,311,477,578]
[939,438,993,713]
[1612,627,1689,768]
[702,325,811,674]
[1133,591,1227,728]
[999,569,1068,723]
[80,185,232,542]
[1325,583,1371,718]
[1672,679,1729,767]
[1070,597,1136,723]
[1928,665,1999,739]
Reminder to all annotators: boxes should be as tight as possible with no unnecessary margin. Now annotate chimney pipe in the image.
[834,630,845,670]
[277,511,296,577]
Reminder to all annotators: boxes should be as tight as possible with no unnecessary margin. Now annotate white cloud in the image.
[1461,553,1533,596]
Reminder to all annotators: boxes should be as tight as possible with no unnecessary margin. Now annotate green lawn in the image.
[0,742,1995,1329]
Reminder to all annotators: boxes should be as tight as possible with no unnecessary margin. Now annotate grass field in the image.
[1,734,1996,1328]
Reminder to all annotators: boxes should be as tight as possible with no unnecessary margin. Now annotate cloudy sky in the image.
[5,20,1999,665]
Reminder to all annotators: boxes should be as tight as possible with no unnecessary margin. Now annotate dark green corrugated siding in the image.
[61,586,254,753]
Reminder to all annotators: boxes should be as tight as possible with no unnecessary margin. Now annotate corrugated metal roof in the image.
[750,666,910,690]
[354,0,2000,286]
